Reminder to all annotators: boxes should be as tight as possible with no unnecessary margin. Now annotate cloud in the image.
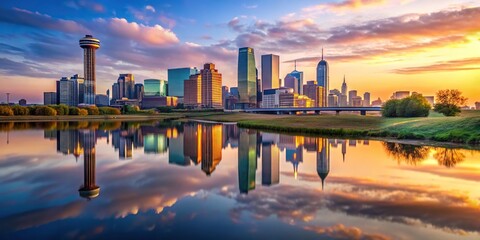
[159,15,176,29]
[0,7,89,33]
[243,4,258,9]
[65,0,105,13]
[227,17,245,32]
[95,18,179,46]
[145,5,156,13]
[304,224,392,240]
[303,0,386,12]
[0,58,60,78]
[392,57,480,74]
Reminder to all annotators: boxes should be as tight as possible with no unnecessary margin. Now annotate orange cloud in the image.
[392,57,480,74]
[304,224,392,240]
[303,0,386,12]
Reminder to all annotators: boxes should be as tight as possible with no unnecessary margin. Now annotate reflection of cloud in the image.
[257,173,480,234]
[399,165,480,182]
[0,201,85,232]
[304,224,391,240]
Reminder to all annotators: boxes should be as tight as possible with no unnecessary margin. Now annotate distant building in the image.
[222,86,229,109]
[238,47,257,107]
[363,92,371,107]
[58,76,78,106]
[44,92,57,105]
[167,67,199,97]
[95,94,109,106]
[328,94,338,107]
[184,74,202,108]
[144,79,167,97]
[348,90,357,106]
[341,75,347,96]
[287,61,304,94]
[303,81,323,107]
[71,74,85,104]
[392,91,410,99]
[476,102,480,110]
[316,49,329,107]
[256,68,262,107]
[261,54,279,91]
[351,96,363,107]
[142,96,178,109]
[230,87,239,98]
[339,94,348,107]
[118,74,135,99]
[262,88,314,108]
[371,98,383,106]
[134,83,144,101]
[424,96,434,107]
[18,99,27,106]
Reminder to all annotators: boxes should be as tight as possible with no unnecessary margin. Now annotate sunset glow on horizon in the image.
[0,0,479,105]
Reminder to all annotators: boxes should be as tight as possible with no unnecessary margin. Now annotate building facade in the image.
[363,92,371,107]
[184,74,202,108]
[316,49,329,107]
[44,92,57,105]
[167,67,199,97]
[261,54,279,91]
[58,76,78,106]
[144,79,167,97]
[79,35,100,105]
[238,47,257,107]
[200,63,223,108]
[303,81,323,107]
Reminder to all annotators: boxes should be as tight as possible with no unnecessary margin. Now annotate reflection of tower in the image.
[317,138,330,190]
[340,139,346,162]
[169,126,189,166]
[261,142,279,186]
[238,129,257,194]
[183,123,202,165]
[79,130,100,199]
[201,124,223,175]
[79,35,100,105]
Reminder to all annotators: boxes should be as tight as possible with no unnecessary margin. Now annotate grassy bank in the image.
[0,113,185,122]
[190,111,480,145]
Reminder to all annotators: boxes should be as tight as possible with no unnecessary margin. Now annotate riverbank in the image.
[188,111,480,145]
[1,110,479,145]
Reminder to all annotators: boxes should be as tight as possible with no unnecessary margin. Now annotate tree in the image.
[434,89,467,116]
[382,94,430,118]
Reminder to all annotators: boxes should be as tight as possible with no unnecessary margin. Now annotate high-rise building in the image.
[230,87,239,98]
[184,74,202,108]
[348,90,357,106]
[71,74,85,104]
[134,83,144,101]
[328,94,338,107]
[44,92,57,105]
[58,76,78,106]
[79,35,100,105]
[392,91,410,99]
[303,80,322,107]
[95,94,109,106]
[144,79,167,97]
[200,63,223,108]
[316,49,329,107]
[261,54,279,91]
[238,47,257,107]
[363,92,371,106]
[339,94,348,107]
[222,86,229,109]
[117,74,135,99]
[286,61,304,94]
[167,67,199,97]
[352,96,363,107]
[341,75,347,96]
[256,68,262,107]
[476,102,480,110]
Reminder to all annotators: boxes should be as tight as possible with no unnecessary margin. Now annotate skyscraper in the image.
[79,35,100,105]
[341,75,347,95]
[118,74,135,99]
[317,138,330,190]
[363,92,371,106]
[286,61,304,94]
[184,74,202,108]
[348,90,357,106]
[201,63,223,108]
[238,47,257,107]
[303,80,322,107]
[316,49,329,107]
[168,67,199,97]
[144,79,167,97]
[261,54,279,91]
[58,76,78,106]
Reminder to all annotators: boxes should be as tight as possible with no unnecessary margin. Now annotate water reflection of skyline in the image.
[43,122,373,196]
[1,121,479,239]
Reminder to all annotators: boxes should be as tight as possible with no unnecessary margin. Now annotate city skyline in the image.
[0,0,479,105]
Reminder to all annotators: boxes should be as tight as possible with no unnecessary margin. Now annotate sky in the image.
[0,0,479,105]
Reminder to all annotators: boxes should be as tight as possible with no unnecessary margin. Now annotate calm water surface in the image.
[0,121,479,239]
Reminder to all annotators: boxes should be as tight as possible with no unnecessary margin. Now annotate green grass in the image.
[190,110,480,145]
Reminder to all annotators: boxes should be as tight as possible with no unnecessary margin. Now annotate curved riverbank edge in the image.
[0,114,183,122]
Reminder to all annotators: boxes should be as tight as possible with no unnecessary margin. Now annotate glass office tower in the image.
[168,67,199,97]
[237,47,257,107]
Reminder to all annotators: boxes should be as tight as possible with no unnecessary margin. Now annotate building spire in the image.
[294,60,297,71]
[321,48,324,60]
[343,74,345,83]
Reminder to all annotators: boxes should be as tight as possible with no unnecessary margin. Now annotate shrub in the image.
[98,107,121,115]
[27,106,37,115]
[434,103,461,116]
[78,109,88,116]
[382,94,430,118]
[0,106,14,116]
[34,106,57,116]
[81,106,99,115]
[157,106,173,113]
[11,105,29,115]
[122,105,140,114]
[69,107,80,115]
[50,104,70,115]
[382,99,399,117]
